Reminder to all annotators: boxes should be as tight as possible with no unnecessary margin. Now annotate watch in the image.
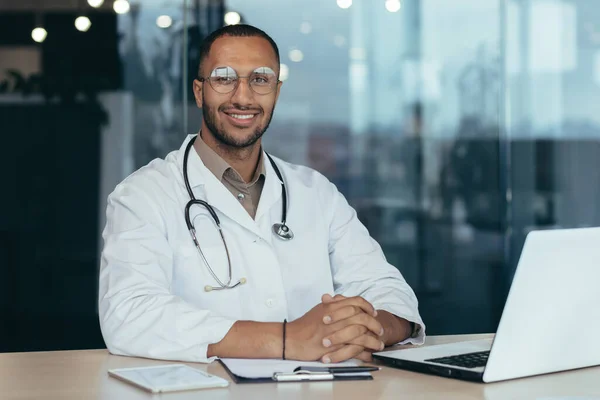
[409,321,421,338]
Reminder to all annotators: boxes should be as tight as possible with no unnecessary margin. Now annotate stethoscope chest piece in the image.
[273,223,294,240]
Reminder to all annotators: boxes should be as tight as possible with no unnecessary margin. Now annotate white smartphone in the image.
[108,364,230,393]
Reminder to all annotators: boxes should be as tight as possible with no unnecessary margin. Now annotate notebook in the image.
[219,358,374,383]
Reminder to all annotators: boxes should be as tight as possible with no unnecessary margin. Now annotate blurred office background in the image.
[1,0,599,352]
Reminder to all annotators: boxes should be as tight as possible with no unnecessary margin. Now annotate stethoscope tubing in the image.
[182,134,292,291]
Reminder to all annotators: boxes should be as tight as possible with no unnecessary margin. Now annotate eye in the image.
[251,75,271,85]
[212,76,237,85]
[210,66,238,84]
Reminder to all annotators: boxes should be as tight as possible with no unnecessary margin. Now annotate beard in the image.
[202,92,275,149]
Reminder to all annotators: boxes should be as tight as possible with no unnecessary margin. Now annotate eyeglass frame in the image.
[196,66,281,95]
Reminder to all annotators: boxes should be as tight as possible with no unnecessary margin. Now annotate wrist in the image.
[207,321,288,359]
[282,319,287,360]
[251,321,288,359]
[376,310,411,345]
[264,321,288,359]
[282,319,303,360]
[374,310,391,344]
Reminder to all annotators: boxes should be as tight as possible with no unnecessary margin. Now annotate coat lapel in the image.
[255,152,284,224]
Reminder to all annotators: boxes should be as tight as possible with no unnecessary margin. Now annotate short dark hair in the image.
[197,24,280,78]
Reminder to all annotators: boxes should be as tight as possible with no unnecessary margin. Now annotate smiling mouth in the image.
[223,111,259,126]
[229,114,255,120]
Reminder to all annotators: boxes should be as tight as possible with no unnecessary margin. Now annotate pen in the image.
[327,366,380,373]
[273,372,334,382]
[294,366,380,374]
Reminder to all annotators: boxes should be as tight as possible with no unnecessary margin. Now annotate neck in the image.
[197,129,261,183]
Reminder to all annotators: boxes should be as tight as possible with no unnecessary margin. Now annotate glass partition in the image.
[2,0,599,351]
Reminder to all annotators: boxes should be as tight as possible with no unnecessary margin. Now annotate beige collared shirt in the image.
[195,135,266,219]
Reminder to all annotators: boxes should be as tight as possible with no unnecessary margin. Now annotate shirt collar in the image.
[195,132,266,185]
[195,133,230,181]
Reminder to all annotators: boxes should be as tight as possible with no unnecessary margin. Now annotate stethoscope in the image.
[183,135,294,292]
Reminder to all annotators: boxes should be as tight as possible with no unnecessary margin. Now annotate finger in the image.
[322,305,362,325]
[322,344,364,364]
[323,324,368,348]
[355,351,373,362]
[349,333,385,352]
[321,293,335,303]
[325,297,377,318]
[353,312,384,337]
[330,312,384,338]
[322,294,347,304]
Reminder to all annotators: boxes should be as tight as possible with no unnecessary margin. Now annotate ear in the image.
[192,79,204,109]
[274,80,283,104]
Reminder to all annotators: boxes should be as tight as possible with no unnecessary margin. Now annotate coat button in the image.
[237,193,245,201]
[265,299,275,308]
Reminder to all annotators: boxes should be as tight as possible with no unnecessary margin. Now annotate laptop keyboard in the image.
[425,350,490,369]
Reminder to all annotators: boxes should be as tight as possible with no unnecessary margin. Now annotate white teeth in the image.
[230,114,254,120]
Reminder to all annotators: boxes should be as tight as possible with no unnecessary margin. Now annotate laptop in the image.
[373,227,600,383]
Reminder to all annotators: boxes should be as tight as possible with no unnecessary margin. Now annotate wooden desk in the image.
[1,334,599,400]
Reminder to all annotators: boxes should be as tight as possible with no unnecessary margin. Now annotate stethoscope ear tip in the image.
[204,278,247,292]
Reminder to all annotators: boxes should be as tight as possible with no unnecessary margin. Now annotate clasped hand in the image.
[286,294,384,363]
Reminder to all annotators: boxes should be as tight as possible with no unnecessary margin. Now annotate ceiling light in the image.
[279,64,290,81]
[75,16,92,32]
[289,49,304,62]
[337,0,352,9]
[113,0,130,14]
[224,11,241,25]
[31,27,47,43]
[334,35,346,47]
[87,0,104,7]
[300,22,312,34]
[156,15,172,29]
[385,0,401,13]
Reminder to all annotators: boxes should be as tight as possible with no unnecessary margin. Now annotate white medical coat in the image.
[99,135,425,363]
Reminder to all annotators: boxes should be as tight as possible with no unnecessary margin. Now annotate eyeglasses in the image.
[198,66,279,95]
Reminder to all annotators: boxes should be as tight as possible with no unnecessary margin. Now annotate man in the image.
[99,24,424,364]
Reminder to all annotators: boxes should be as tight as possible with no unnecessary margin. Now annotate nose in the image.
[230,77,254,108]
